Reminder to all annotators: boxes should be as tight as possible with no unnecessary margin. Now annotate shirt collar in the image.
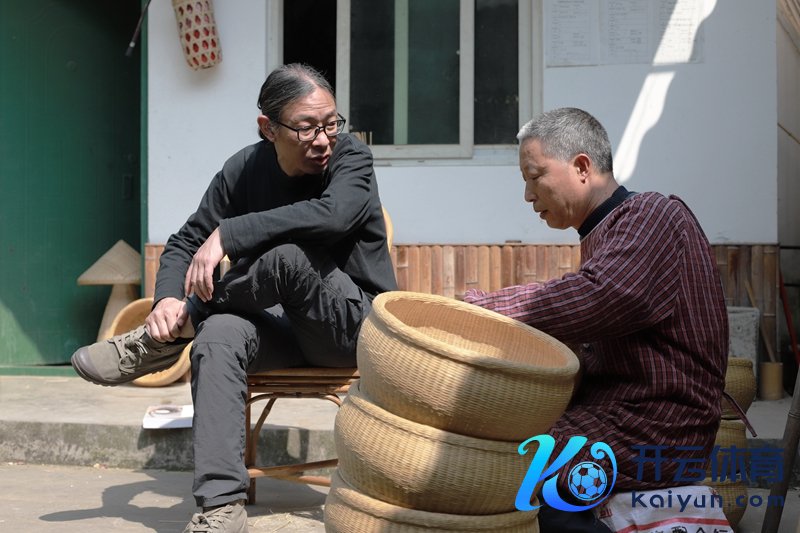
[578,185,635,239]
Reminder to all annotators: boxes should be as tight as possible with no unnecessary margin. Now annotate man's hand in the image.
[145,297,191,342]
[185,227,225,302]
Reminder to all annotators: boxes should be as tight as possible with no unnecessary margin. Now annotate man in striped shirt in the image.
[464,108,728,531]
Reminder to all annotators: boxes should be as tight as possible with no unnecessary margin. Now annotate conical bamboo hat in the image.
[77,240,141,285]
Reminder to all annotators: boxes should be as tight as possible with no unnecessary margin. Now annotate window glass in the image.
[475,0,518,144]
[350,0,460,145]
[284,0,337,89]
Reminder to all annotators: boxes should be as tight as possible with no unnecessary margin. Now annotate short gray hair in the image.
[517,108,613,174]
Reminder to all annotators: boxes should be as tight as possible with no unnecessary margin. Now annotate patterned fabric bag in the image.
[595,485,732,533]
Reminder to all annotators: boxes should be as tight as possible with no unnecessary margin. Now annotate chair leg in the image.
[245,396,279,505]
[243,389,348,505]
[246,480,256,505]
[245,392,256,504]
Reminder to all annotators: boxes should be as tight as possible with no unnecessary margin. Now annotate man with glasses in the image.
[71,63,397,532]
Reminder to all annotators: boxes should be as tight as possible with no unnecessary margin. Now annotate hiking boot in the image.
[183,500,248,533]
[71,325,190,386]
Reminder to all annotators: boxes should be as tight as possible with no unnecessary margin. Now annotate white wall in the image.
[148,0,777,245]
[147,0,267,243]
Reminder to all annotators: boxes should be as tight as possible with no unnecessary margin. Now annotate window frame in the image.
[269,0,543,164]
[337,0,474,159]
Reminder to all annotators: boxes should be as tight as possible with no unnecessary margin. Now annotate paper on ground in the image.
[142,404,194,429]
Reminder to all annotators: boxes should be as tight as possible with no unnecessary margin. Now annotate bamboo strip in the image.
[465,246,478,291]
[501,245,515,288]
[419,246,433,294]
[395,246,408,292]
[477,246,491,290]
[572,245,582,271]
[522,246,537,283]
[406,246,420,293]
[715,246,730,305]
[430,246,443,296]
[489,246,502,291]
[763,247,778,357]
[442,246,455,299]
[726,246,740,305]
[513,245,525,287]
[390,247,398,274]
[548,246,560,281]
[454,246,466,299]
[558,245,573,278]
[751,245,764,302]
[738,246,752,306]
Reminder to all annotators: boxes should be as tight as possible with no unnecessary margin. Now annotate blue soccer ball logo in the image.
[568,461,608,501]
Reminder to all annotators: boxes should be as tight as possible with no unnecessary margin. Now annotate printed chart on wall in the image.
[544,0,706,67]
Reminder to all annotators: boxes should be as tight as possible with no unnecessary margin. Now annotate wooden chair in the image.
[242,207,393,503]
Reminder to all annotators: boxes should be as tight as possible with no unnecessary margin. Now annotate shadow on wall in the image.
[605,0,719,195]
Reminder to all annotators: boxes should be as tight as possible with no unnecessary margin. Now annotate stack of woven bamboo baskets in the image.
[324,291,581,532]
[702,357,757,528]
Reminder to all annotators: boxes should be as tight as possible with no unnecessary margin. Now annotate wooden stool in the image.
[244,367,359,503]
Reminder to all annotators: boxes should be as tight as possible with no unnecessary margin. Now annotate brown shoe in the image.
[71,325,190,386]
[183,500,248,532]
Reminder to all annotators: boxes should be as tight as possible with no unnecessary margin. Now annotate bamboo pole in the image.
[761,367,800,533]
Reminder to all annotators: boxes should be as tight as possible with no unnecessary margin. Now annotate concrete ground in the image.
[0,375,333,532]
[1,375,799,532]
[2,462,798,532]
[0,463,327,532]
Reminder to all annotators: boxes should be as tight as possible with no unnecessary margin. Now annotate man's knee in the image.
[195,314,254,341]
[192,314,258,367]
[259,243,327,273]
[250,243,341,301]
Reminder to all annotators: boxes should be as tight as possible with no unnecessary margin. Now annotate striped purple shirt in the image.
[465,192,728,492]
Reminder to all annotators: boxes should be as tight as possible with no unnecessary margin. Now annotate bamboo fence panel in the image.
[143,243,780,354]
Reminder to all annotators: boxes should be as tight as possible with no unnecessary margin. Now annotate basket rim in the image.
[329,470,539,527]
[718,418,745,429]
[109,297,154,334]
[346,381,521,453]
[371,291,580,378]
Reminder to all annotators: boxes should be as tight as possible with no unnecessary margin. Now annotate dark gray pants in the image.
[538,506,614,533]
[186,244,370,507]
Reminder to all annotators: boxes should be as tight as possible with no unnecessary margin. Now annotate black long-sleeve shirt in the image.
[154,133,397,303]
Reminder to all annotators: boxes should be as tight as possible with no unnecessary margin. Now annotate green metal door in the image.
[0,0,141,367]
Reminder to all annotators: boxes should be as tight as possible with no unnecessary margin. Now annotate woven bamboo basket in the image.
[701,480,747,528]
[324,470,539,533]
[334,381,529,515]
[715,418,748,450]
[704,419,748,479]
[172,0,222,70]
[722,357,756,418]
[702,419,747,528]
[109,297,191,387]
[357,291,579,441]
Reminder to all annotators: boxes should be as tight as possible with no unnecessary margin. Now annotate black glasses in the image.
[275,114,347,142]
